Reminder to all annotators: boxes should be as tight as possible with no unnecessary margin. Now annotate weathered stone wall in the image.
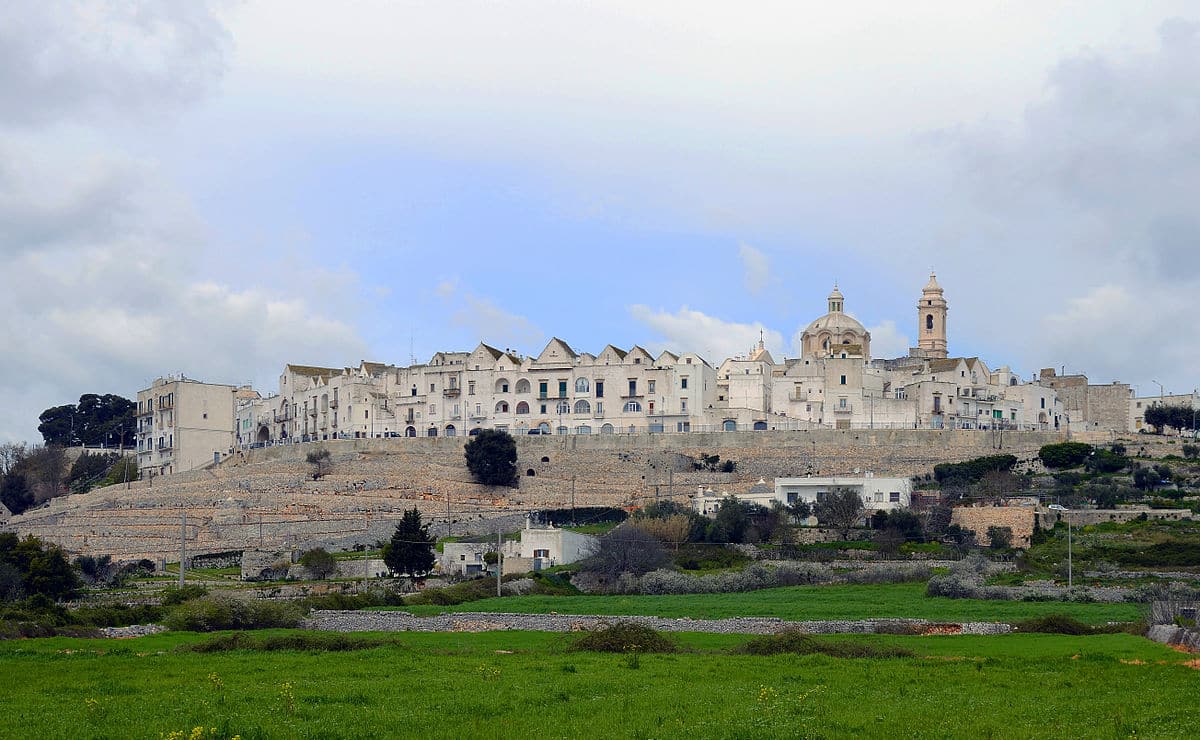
[1088,384,1134,433]
[1038,508,1191,529]
[8,429,1067,560]
[950,506,1036,547]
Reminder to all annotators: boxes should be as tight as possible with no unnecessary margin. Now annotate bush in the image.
[183,631,399,653]
[1038,442,1094,470]
[579,524,669,579]
[298,548,337,580]
[162,594,305,632]
[737,631,914,658]
[933,455,1018,486]
[463,429,519,487]
[1182,444,1199,460]
[570,622,676,653]
[160,585,209,606]
[1011,613,1139,636]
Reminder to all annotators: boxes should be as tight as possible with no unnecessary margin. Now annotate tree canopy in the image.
[38,394,135,447]
[814,487,866,539]
[463,429,518,487]
[382,508,436,577]
[1143,405,1197,434]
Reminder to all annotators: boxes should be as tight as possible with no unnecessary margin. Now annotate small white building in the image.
[775,475,912,512]
[440,518,600,576]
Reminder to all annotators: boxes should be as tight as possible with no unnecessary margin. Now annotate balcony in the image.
[308,408,318,417]
[329,399,339,409]
[833,404,854,414]
[157,398,174,410]
[273,410,293,423]
[443,387,461,398]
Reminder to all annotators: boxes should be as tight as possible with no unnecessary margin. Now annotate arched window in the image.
[537,422,551,434]
[926,314,934,331]
[515,379,531,394]
[723,419,737,431]
[600,423,615,434]
[405,426,416,437]
[556,426,568,435]
[445,425,456,437]
[556,400,571,415]
[575,378,590,393]
[495,378,510,393]
[515,401,530,415]
[426,427,438,437]
[574,399,591,414]
[822,338,830,349]
[495,401,509,413]
[753,421,768,431]
[623,401,642,413]
[575,425,592,435]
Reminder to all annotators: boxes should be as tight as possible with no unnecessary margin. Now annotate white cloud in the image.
[738,243,770,295]
[864,320,911,360]
[0,1,371,442]
[436,280,545,351]
[629,305,783,364]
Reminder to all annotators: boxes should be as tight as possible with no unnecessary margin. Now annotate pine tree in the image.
[383,508,436,576]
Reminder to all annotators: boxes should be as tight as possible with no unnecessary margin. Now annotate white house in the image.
[775,475,912,513]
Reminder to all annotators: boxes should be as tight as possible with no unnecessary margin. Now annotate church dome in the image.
[800,284,872,359]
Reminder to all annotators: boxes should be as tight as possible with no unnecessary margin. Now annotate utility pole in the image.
[669,469,673,501]
[570,475,576,525]
[259,514,264,548]
[496,529,503,597]
[179,511,187,588]
[446,489,451,539]
[1067,510,1073,589]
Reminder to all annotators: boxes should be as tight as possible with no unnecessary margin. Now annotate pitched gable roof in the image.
[535,337,578,363]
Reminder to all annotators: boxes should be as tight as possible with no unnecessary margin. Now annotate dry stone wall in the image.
[8,429,1065,559]
[950,507,1036,548]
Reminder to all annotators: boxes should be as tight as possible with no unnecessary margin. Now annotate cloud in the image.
[924,18,1200,391]
[864,320,911,360]
[0,1,230,127]
[436,280,545,351]
[738,243,770,295]
[0,1,372,442]
[629,305,783,364]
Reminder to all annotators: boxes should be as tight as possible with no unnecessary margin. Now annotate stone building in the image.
[135,376,243,477]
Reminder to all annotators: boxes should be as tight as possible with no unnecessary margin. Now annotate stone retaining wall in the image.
[303,609,1013,636]
[951,506,1036,547]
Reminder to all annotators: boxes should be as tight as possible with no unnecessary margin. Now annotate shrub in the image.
[183,631,399,653]
[1038,442,1094,469]
[298,548,337,580]
[463,429,518,487]
[737,631,914,658]
[160,585,209,606]
[570,622,676,653]
[305,447,332,479]
[1011,613,1139,635]
[1182,444,1199,460]
[933,455,1018,486]
[926,573,982,599]
[162,594,305,632]
[579,524,669,579]
[986,526,1013,550]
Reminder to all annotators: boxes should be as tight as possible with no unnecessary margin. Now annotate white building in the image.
[441,518,599,576]
[774,475,913,512]
[135,377,247,477]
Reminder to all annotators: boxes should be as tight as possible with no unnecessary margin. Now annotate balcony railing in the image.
[274,411,293,423]
[329,399,339,408]
[308,408,317,417]
[443,388,461,398]
[833,404,854,414]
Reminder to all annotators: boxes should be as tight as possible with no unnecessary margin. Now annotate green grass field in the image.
[397,582,1144,624]
[0,630,1194,738]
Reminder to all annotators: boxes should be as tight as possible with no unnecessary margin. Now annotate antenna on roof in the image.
[410,327,417,367]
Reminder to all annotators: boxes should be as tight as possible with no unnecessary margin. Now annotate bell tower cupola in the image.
[827,284,844,314]
[917,272,948,359]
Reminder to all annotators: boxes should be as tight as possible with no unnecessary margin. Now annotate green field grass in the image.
[396,582,1144,624]
[0,630,1194,738]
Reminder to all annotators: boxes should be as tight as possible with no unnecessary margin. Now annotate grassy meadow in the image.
[397,582,1145,624]
[0,629,1195,739]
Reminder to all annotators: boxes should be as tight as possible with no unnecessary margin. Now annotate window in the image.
[468,381,475,395]
[574,399,590,414]
[889,492,901,503]
[429,404,436,414]
[539,381,548,399]
[648,380,656,393]
[430,383,435,392]
[1040,398,1045,409]
[595,381,604,398]
[623,401,642,413]
[496,401,509,413]
[681,399,687,412]
[681,378,688,389]
[556,401,571,415]
[453,403,460,416]
[575,378,590,393]
[533,549,550,559]
[540,404,547,414]
[839,398,847,408]
[515,402,529,415]
[497,379,510,393]
[840,375,846,385]
[596,401,603,415]
[515,379,530,394]
[558,380,567,397]
[677,421,690,432]
[411,386,417,396]
[926,314,934,331]
[628,379,637,396]
[575,425,592,434]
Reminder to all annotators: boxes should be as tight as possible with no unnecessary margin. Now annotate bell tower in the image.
[917,272,948,359]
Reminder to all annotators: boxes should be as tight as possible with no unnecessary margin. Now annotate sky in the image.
[2,1,1200,442]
